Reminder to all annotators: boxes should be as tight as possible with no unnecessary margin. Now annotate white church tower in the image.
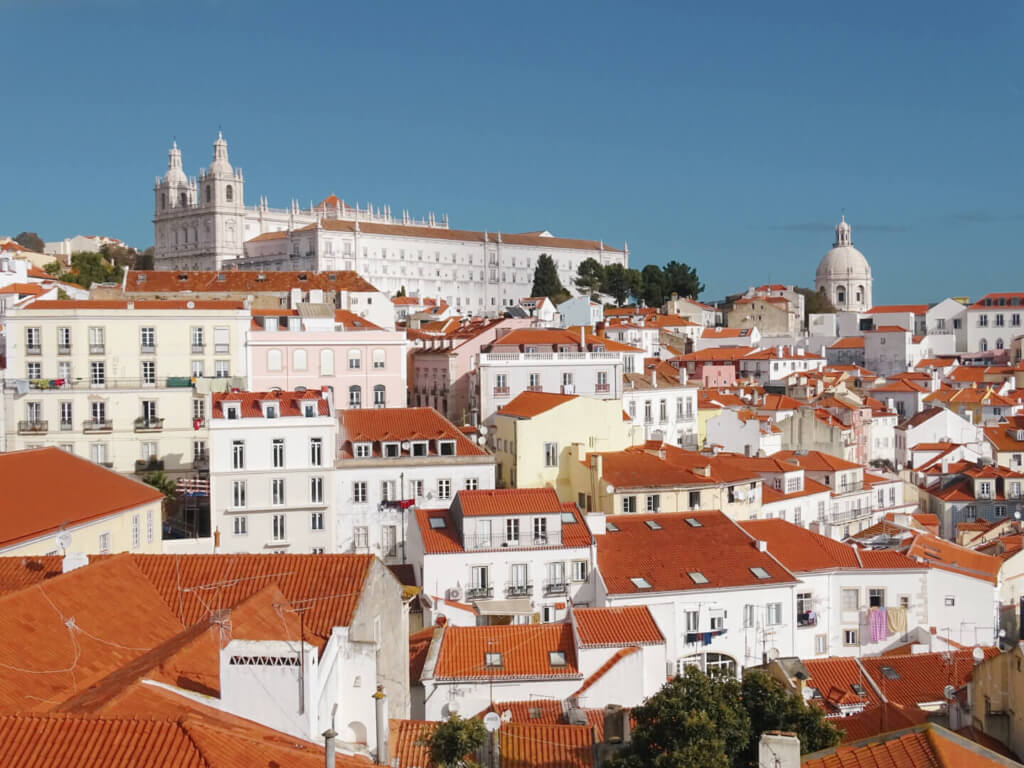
[153,133,245,270]
[815,215,873,312]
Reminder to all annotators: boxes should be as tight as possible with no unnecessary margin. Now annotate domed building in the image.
[815,215,872,312]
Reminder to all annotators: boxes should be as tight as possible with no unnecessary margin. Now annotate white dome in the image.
[208,131,233,175]
[816,244,871,281]
[814,215,873,312]
[163,141,187,185]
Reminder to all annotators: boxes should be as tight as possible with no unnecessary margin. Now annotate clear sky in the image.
[2,1,1021,303]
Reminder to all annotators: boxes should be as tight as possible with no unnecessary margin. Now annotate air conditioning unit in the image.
[446,586,463,602]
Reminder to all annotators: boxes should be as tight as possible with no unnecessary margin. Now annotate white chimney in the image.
[651,368,657,388]
[758,731,800,768]
[373,685,389,765]
[777,345,784,357]
[756,540,768,552]
[62,552,89,573]
[580,325,586,349]
[941,457,950,474]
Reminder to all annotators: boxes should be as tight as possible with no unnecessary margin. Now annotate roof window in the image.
[685,517,703,527]
[880,666,900,680]
[484,652,503,668]
[644,520,662,530]
[329,273,337,281]
[177,273,188,281]
[688,571,709,584]
[217,273,226,281]
[630,577,652,590]
[851,683,867,696]
[298,274,307,281]
[606,523,619,532]
[428,517,446,529]
[750,567,771,579]
[257,273,266,281]
[560,511,576,523]
[439,439,456,456]
[549,651,567,667]
[137,274,146,283]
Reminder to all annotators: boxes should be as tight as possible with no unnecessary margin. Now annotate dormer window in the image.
[354,442,371,458]
[412,441,428,457]
[384,442,400,458]
[225,405,239,420]
[1017,430,1024,442]
[264,404,278,419]
[439,440,456,456]
[304,404,316,417]
[549,651,567,667]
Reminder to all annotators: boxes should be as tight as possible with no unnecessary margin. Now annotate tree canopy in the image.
[46,252,124,288]
[606,667,841,768]
[795,286,837,326]
[425,714,487,767]
[662,260,704,300]
[576,259,704,307]
[14,231,44,253]
[574,257,605,297]
[530,253,569,303]
[602,264,643,306]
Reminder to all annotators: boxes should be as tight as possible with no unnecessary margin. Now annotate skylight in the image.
[485,652,503,668]
[606,523,619,533]
[750,567,771,579]
[429,517,446,529]
[688,571,709,584]
[880,666,900,680]
[560,512,576,523]
[630,577,652,589]
[644,520,662,530]
[851,683,867,696]
[549,651,567,667]
[684,517,703,527]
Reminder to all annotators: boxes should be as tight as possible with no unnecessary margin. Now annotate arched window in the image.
[373,384,386,408]
[192,228,198,244]
[161,193,166,210]
[226,184,233,202]
[678,652,737,678]
[267,349,283,371]
[980,339,989,352]
[180,192,187,207]
[320,349,334,376]
[855,286,863,303]
[348,350,361,370]
[293,349,308,371]
[836,286,846,305]
[996,338,1005,350]
[182,228,188,243]
[349,385,362,409]
[372,349,386,369]
[205,185,211,203]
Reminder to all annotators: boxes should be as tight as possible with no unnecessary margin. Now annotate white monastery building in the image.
[153,134,628,312]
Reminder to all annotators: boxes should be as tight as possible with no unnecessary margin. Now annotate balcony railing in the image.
[595,383,610,393]
[140,344,156,354]
[193,455,209,472]
[26,345,41,356]
[526,385,543,392]
[59,420,73,432]
[505,582,533,598]
[543,580,569,596]
[57,344,71,355]
[493,386,510,397]
[464,534,561,550]
[89,344,105,354]
[134,417,164,432]
[17,420,48,434]
[831,480,866,496]
[135,458,164,473]
[465,585,493,600]
[215,343,230,353]
[6,376,195,392]
[83,419,113,432]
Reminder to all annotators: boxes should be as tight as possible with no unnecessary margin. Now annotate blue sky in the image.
[2,1,1021,302]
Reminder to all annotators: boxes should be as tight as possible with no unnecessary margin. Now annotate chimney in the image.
[580,325,586,349]
[651,368,657,388]
[373,685,389,765]
[941,457,949,474]
[756,540,768,552]
[323,726,337,768]
[758,731,800,768]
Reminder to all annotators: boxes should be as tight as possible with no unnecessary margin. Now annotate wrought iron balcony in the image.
[140,344,156,354]
[89,344,105,354]
[17,420,48,434]
[57,344,71,355]
[134,417,164,432]
[465,585,493,600]
[595,383,610,393]
[26,345,41,356]
[543,580,569,596]
[83,419,113,432]
[191,344,205,354]
[493,386,510,396]
[135,458,165,473]
[505,582,533,598]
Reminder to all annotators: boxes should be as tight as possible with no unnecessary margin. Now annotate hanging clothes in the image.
[870,608,888,643]
[887,606,908,634]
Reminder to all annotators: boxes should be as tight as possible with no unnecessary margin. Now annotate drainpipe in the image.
[373,685,389,765]
[322,702,338,768]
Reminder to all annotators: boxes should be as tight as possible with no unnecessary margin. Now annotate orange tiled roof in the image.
[499,722,596,768]
[488,327,641,353]
[804,723,1014,767]
[675,346,756,363]
[860,649,1000,710]
[770,449,862,472]
[125,269,378,294]
[211,390,330,419]
[829,336,867,350]
[432,624,580,681]
[867,304,930,315]
[389,719,435,768]
[573,606,664,647]
[498,391,578,418]
[0,448,162,549]
[741,520,920,572]
[597,510,797,594]
[23,299,247,311]
[338,407,487,457]
[457,488,563,518]
[905,534,1002,584]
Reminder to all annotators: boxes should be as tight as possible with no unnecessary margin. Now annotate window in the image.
[232,440,245,469]
[815,635,827,654]
[841,588,859,612]
[412,441,428,456]
[349,385,362,408]
[60,401,72,428]
[495,373,508,391]
[437,479,452,500]
[505,518,520,545]
[533,517,547,544]
[868,588,885,608]
[89,326,105,352]
[131,514,140,549]
[945,595,956,607]
[272,438,285,468]
[348,349,361,369]
[471,565,490,590]
[226,184,233,201]
[843,629,858,646]
[659,400,667,422]
[140,327,155,351]
[689,571,709,584]
[311,511,324,530]
[644,401,652,423]
[320,349,335,375]
[191,326,205,349]
[232,480,246,508]
[543,442,558,467]
[382,525,397,557]
[272,479,285,505]
[464,477,479,490]
[233,516,247,535]
[293,349,308,371]
[353,481,367,503]
[685,610,699,632]
[215,360,229,378]
[58,326,71,351]
[710,614,724,630]
[98,532,111,555]
[353,526,369,549]
[310,477,324,504]
[750,567,771,579]
[797,592,813,615]
[310,438,322,466]
[562,372,574,387]
[622,495,636,514]
[272,514,286,541]
[371,384,387,408]
[354,442,371,458]
[214,326,229,353]
[571,560,589,581]
[528,372,541,390]
[689,490,701,509]
[267,349,282,371]
[372,349,386,369]
[192,360,205,378]
[766,603,782,625]
[646,494,660,512]
[90,361,105,385]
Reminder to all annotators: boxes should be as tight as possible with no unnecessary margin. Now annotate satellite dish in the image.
[55,530,72,553]
[483,712,502,732]
[1000,629,1008,638]
[943,684,956,700]
[448,701,460,715]
[973,646,985,663]
[186,300,195,309]
[477,436,486,445]
[478,425,489,436]
[501,709,513,723]
[768,647,780,661]
[606,484,615,494]
[401,441,411,450]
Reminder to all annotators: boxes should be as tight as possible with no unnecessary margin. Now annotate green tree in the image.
[640,264,667,308]
[608,667,748,768]
[574,257,606,297]
[142,471,176,503]
[63,251,124,288]
[738,671,841,765]
[662,260,704,300]
[395,285,407,298]
[530,253,567,302]
[43,261,62,276]
[425,714,487,767]
[795,286,836,327]
[14,231,44,253]
[602,264,643,306]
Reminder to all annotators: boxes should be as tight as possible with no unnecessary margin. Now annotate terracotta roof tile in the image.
[860,649,1000,709]
[905,534,1002,584]
[597,511,798,594]
[867,304,930,315]
[457,488,563,518]
[0,447,162,549]
[499,723,596,768]
[24,299,246,311]
[573,606,664,647]
[125,270,378,294]
[498,391,578,419]
[338,407,486,457]
[389,719,434,768]
[741,519,921,572]
[432,624,580,681]
[211,390,330,419]
[771,449,862,472]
